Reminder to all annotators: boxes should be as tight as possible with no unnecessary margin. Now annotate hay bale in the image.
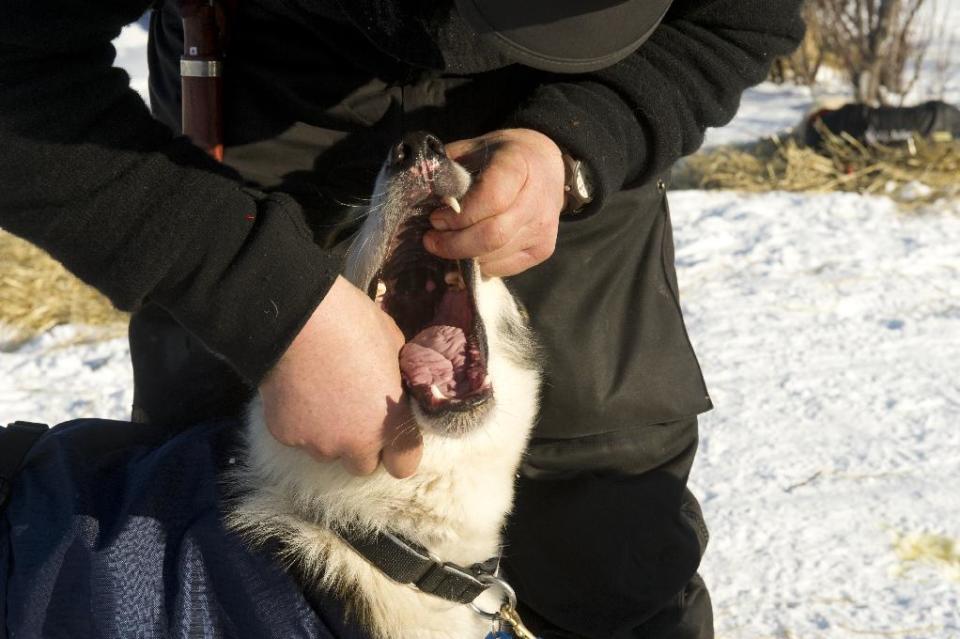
[0,230,127,345]
[684,126,960,205]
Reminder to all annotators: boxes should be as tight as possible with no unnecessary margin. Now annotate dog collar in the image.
[335,527,500,604]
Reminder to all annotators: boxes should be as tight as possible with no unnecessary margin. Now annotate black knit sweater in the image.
[0,0,804,384]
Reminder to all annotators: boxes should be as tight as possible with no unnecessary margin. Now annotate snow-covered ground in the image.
[680,190,960,638]
[0,326,131,425]
[114,22,150,104]
[3,12,960,639]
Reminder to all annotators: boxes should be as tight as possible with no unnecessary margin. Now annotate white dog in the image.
[228,132,541,639]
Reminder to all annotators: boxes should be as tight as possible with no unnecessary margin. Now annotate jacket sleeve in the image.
[507,0,805,212]
[0,1,340,384]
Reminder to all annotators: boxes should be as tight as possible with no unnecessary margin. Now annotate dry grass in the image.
[680,127,960,205]
[893,532,960,581]
[0,230,127,346]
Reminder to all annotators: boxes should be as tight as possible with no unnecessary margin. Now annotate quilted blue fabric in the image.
[0,418,367,639]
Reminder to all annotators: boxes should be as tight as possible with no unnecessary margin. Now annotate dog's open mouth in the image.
[370,215,492,415]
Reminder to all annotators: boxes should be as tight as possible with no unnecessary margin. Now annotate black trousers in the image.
[521,575,713,639]
[505,419,712,639]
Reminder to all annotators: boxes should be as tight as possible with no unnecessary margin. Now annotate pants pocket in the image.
[506,179,712,440]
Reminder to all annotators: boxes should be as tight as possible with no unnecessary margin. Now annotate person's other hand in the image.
[258,276,422,478]
[424,128,565,277]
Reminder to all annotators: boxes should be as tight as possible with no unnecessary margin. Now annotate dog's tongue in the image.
[398,289,470,395]
[399,326,466,392]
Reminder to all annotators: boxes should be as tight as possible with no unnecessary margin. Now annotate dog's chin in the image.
[411,394,495,438]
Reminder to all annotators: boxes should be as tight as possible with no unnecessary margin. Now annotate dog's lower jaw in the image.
[228,276,540,639]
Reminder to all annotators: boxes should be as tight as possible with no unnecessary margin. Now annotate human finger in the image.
[339,447,382,476]
[430,155,527,232]
[425,210,524,260]
[381,417,423,479]
[479,244,553,277]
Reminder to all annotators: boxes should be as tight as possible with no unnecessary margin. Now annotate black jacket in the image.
[0,0,804,385]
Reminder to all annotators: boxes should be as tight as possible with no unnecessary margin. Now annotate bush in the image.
[771,0,935,106]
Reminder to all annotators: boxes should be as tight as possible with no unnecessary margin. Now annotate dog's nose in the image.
[390,131,446,170]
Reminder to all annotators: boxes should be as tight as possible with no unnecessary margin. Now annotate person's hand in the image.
[258,276,422,478]
[424,128,566,277]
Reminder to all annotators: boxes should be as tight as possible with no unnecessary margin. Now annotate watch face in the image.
[573,162,593,201]
[561,154,594,214]
[574,167,590,198]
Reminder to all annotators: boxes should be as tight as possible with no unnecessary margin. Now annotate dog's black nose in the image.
[390,131,446,170]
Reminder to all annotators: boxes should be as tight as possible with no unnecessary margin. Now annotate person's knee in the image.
[622,575,714,639]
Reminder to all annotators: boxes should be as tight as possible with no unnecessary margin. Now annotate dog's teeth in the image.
[444,271,466,290]
[376,281,387,296]
[442,195,461,214]
[429,384,447,400]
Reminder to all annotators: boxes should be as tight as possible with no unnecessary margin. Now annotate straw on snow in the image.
[0,230,126,344]
[683,125,960,205]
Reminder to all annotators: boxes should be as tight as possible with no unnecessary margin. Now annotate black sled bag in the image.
[805,100,960,149]
[0,418,366,639]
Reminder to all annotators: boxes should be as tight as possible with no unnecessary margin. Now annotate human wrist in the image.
[506,84,634,217]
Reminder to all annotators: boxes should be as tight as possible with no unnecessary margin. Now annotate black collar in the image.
[335,527,499,604]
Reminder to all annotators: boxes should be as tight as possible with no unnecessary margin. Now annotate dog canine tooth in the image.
[429,384,447,400]
[444,270,466,290]
[376,281,387,296]
[442,195,461,214]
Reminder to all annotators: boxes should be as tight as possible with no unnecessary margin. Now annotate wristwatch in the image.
[561,152,594,215]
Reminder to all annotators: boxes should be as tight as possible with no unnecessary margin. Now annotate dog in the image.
[228,132,541,639]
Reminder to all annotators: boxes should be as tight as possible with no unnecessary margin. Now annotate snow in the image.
[677,190,960,638]
[3,11,960,639]
[0,326,132,425]
[114,23,151,105]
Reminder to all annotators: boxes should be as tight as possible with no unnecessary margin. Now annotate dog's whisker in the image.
[386,418,422,447]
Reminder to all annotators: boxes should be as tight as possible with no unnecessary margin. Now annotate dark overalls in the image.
[126,2,716,636]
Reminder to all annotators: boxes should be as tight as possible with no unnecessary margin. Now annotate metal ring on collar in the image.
[180,59,222,77]
[468,574,517,620]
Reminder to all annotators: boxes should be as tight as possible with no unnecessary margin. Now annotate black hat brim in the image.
[454,0,673,74]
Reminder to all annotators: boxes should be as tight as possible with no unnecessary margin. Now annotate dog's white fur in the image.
[228,151,540,639]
